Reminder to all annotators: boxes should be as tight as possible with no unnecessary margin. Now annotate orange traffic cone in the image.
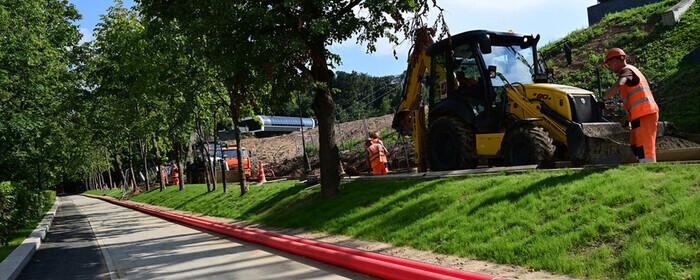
[257,160,267,184]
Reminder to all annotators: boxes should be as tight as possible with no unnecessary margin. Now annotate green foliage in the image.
[0,182,54,246]
[0,0,82,186]
[91,164,700,279]
[332,71,403,122]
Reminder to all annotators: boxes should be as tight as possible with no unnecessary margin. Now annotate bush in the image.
[0,182,54,245]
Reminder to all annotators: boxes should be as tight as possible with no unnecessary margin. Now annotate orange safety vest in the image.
[619,65,659,121]
[367,139,388,163]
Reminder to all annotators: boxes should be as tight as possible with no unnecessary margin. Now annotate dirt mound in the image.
[242,114,395,177]
[657,136,700,150]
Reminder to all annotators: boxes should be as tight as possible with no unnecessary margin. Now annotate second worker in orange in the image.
[603,48,660,163]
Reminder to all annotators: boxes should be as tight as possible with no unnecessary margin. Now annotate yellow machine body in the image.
[475,133,505,156]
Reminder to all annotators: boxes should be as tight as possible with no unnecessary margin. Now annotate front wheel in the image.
[427,116,477,171]
[502,125,556,167]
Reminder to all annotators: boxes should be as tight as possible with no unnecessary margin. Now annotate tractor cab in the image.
[426,30,545,133]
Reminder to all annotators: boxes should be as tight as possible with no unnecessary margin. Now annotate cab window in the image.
[429,54,448,106]
[449,45,483,99]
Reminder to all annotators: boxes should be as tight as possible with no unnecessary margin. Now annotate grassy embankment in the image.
[87,164,700,279]
[541,0,700,132]
[0,191,56,262]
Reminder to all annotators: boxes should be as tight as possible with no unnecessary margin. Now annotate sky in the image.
[70,0,598,77]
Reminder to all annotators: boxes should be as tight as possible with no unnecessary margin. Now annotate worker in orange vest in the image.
[366,132,389,175]
[171,163,180,186]
[603,48,660,163]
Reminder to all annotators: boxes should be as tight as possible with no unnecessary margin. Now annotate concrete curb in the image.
[0,199,59,280]
[662,0,696,26]
[342,165,542,182]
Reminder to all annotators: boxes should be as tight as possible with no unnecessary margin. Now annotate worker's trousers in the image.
[630,112,658,163]
[371,161,389,175]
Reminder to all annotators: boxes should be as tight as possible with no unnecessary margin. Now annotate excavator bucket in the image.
[567,122,637,164]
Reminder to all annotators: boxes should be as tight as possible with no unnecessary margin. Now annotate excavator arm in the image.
[392,28,434,171]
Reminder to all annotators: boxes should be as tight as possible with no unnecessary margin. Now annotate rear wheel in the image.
[427,116,477,171]
[503,125,556,167]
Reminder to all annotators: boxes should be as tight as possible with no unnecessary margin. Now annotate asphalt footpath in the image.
[18,195,368,280]
[18,198,110,280]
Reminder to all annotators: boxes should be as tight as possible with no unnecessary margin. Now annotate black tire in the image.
[503,125,556,167]
[427,116,477,171]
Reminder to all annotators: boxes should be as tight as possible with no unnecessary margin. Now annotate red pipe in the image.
[167,212,492,280]
[84,194,501,280]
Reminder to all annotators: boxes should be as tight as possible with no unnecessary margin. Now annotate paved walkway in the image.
[20,196,367,280]
[18,198,109,280]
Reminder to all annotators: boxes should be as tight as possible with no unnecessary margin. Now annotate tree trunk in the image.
[115,154,127,191]
[196,115,212,192]
[153,134,165,192]
[100,170,107,189]
[128,142,137,193]
[107,165,114,189]
[196,118,212,192]
[203,138,216,191]
[220,134,228,194]
[309,41,340,197]
[227,80,247,195]
[140,138,150,191]
[177,158,185,191]
[152,136,165,191]
[233,121,247,195]
[203,156,211,190]
[201,142,212,191]
[173,140,185,191]
[210,109,218,191]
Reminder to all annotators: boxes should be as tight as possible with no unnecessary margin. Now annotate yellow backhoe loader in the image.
[392,28,691,171]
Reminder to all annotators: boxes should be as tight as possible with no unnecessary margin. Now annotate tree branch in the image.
[333,0,363,20]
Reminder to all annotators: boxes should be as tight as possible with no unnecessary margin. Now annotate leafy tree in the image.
[0,0,82,187]
[84,3,226,193]
[140,0,444,197]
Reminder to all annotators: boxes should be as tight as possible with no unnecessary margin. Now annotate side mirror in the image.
[488,65,498,78]
[479,35,492,54]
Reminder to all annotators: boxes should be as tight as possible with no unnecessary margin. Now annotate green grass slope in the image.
[542,0,700,132]
[88,164,700,279]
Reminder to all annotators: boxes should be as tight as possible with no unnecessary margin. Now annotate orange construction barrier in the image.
[257,160,267,183]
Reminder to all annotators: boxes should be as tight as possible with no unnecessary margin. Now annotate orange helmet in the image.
[603,48,626,65]
[370,132,380,139]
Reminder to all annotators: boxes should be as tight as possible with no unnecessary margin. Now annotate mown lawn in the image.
[0,191,56,262]
[86,164,700,279]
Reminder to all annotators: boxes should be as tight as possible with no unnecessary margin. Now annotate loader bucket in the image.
[567,122,637,164]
